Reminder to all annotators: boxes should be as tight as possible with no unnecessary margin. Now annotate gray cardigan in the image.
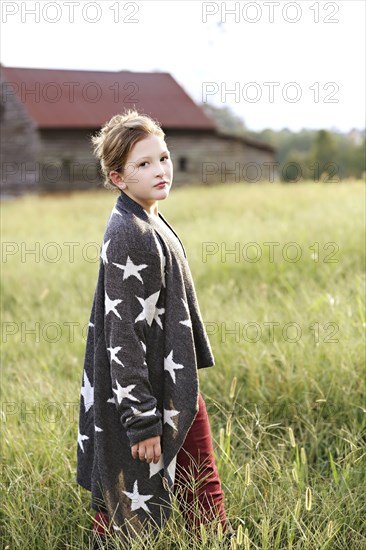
[76,190,215,546]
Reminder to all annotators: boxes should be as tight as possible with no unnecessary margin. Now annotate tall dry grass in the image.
[1,180,365,549]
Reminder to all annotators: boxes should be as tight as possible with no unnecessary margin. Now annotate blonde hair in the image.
[90,109,165,191]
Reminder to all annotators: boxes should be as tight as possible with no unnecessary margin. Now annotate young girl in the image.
[76,109,234,548]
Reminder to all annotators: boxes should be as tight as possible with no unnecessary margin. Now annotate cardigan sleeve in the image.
[103,236,164,447]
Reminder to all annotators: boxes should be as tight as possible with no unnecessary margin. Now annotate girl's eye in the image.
[139,156,169,168]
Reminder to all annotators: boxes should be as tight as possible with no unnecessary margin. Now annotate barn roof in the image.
[0,65,276,152]
[0,66,217,130]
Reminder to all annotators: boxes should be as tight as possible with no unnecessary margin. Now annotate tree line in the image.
[201,104,365,182]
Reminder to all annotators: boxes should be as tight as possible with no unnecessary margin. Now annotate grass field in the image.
[1,181,365,549]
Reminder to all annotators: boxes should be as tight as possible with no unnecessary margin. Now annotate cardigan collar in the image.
[115,191,187,258]
[116,190,150,220]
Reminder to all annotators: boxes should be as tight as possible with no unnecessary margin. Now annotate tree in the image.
[200,103,247,136]
[309,129,338,179]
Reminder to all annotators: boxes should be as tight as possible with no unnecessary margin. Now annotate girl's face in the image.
[110,134,173,213]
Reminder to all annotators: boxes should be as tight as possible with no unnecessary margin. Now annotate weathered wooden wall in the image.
[35,129,277,192]
[0,76,41,197]
[165,131,278,185]
[37,128,100,192]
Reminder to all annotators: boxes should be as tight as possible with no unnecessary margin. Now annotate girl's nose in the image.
[156,165,166,176]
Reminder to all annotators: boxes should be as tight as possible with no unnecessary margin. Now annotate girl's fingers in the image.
[131,445,139,459]
[138,446,146,461]
[132,440,161,462]
[153,443,162,462]
[145,449,154,463]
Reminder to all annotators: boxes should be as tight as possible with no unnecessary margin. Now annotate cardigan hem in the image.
[198,362,215,370]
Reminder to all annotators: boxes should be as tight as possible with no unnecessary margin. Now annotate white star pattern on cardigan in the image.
[130,406,157,417]
[105,291,122,319]
[167,455,177,484]
[123,480,154,513]
[78,429,89,452]
[179,297,192,328]
[100,239,111,265]
[149,454,164,478]
[135,291,165,327]
[112,256,148,282]
[164,408,180,430]
[153,306,165,329]
[164,350,184,384]
[107,345,125,367]
[125,406,158,425]
[80,370,94,412]
[113,380,141,405]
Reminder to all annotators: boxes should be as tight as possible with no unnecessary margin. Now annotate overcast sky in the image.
[1,0,365,132]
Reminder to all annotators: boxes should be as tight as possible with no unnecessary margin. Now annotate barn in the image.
[0,65,277,197]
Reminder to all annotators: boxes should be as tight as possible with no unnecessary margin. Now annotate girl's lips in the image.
[154,182,168,188]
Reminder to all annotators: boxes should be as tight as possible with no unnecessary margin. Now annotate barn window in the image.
[178,156,188,172]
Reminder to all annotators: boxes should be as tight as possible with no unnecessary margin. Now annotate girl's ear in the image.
[108,170,126,191]
[109,171,125,187]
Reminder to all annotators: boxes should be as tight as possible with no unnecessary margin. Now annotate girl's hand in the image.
[131,435,161,464]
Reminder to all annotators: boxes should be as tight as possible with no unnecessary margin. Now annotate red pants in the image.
[93,392,228,537]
